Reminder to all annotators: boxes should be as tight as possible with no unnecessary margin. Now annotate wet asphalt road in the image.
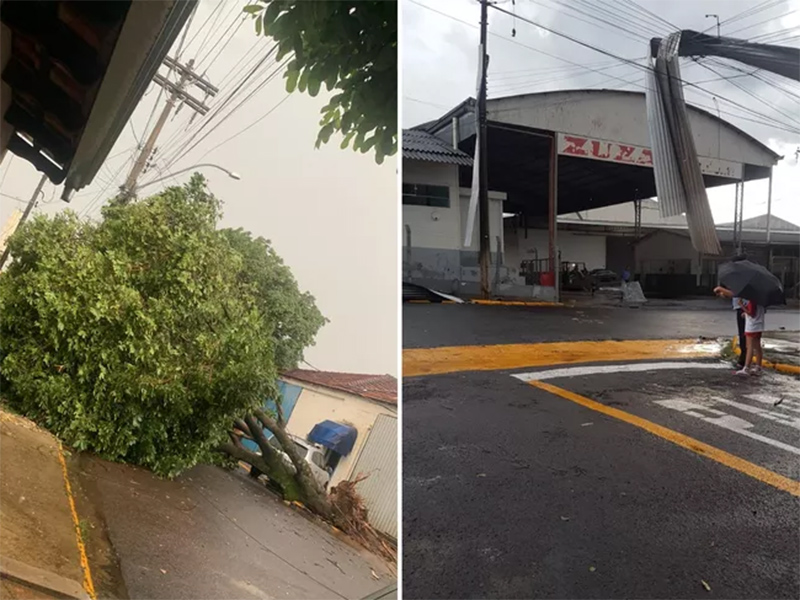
[403,303,800,349]
[403,306,800,599]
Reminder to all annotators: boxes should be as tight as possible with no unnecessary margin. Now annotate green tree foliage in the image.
[0,176,325,478]
[220,228,327,372]
[244,0,397,164]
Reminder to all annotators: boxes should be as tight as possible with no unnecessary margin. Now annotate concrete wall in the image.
[489,90,777,169]
[505,225,607,273]
[634,230,700,275]
[283,380,396,488]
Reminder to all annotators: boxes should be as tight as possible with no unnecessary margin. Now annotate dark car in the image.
[589,269,621,285]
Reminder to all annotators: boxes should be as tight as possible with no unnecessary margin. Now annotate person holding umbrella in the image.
[714,256,785,376]
[715,286,764,375]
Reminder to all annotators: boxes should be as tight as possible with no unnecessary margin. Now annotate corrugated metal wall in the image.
[351,414,397,539]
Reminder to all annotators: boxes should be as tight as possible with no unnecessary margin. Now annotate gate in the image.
[350,414,397,539]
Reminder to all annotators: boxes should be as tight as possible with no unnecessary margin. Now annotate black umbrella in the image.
[718,259,785,307]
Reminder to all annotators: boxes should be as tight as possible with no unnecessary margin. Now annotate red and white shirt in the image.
[739,299,765,334]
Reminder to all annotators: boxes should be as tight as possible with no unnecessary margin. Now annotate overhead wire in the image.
[619,0,679,32]
[408,0,800,135]
[154,46,281,168]
[157,55,290,172]
[195,93,291,163]
[487,2,800,133]
[196,7,249,73]
[187,0,227,59]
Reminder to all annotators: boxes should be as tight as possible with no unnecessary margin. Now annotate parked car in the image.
[273,435,332,489]
[249,434,332,490]
[589,268,621,286]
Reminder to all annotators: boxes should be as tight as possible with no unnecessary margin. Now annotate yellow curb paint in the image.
[404,339,719,377]
[732,336,800,375]
[57,442,97,600]
[470,299,563,307]
[529,380,800,498]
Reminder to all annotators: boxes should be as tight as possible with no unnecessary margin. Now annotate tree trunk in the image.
[219,429,303,501]
[253,409,333,518]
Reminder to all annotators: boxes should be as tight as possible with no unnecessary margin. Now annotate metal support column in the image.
[548,134,559,301]
[765,167,773,244]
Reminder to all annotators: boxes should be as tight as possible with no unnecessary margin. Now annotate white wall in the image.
[489,90,777,169]
[402,160,461,251]
[459,188,505,253]
[505,224,607,272]
[560,199,689,228]
[283,380,396,488]
[402,159,507,254]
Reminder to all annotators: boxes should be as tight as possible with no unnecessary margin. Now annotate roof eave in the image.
[62,0,197,201]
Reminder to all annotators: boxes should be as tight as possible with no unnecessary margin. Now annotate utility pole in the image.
[119,57,217,202]
[0,173,46,270]
[478,0,491,298]
[705,14,720,37]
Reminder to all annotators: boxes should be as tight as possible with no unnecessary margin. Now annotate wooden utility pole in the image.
[478,0,491,298]
[119,57,216,202]
[0,173,46,270]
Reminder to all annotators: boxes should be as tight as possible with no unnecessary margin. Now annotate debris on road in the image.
[560,516,570,521]
[589,566,596,573]
[701,579,711,592]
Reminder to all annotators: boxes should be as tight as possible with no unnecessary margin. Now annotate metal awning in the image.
[308,421,358,456]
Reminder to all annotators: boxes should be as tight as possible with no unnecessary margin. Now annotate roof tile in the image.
[281,370,397,405]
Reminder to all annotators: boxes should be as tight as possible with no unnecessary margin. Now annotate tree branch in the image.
[254,408,309,476]
[245,413,277,460]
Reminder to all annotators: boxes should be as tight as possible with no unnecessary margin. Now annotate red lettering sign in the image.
[562,135,588,156]
[590,140,612,159]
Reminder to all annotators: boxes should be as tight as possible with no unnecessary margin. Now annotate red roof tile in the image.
[281,369,397,405]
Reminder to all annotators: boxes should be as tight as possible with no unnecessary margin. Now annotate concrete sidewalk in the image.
[74,456,393,600]
[0,408,92,600]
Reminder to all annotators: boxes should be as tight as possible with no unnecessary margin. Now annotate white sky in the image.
[0,0,398,376]
[402,0,800,227]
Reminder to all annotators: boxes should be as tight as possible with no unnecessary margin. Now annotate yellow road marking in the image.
[732,336,800,375]
[529,380,800,497]
[57,442,97,600]
[404,339,720,377]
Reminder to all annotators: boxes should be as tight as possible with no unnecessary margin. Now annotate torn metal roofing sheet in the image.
[647,32,721,256]
[403,129,473,166]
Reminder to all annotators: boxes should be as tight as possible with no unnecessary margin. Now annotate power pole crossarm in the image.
[119,57,216,202]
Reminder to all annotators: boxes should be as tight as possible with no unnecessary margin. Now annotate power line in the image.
[195,94,291,162]
[155,46,279,160]
[487,2,800,133]
[157,50,285,170]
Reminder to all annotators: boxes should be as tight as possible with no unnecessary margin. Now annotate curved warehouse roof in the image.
[414,89,782,217]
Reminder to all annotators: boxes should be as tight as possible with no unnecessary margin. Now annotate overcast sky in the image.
[0,0,397,377]
[403,0,800,226]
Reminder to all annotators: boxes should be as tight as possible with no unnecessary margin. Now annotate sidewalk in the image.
[0,408,92,600]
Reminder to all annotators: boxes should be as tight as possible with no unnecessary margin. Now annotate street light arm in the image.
[137,163,240,192]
